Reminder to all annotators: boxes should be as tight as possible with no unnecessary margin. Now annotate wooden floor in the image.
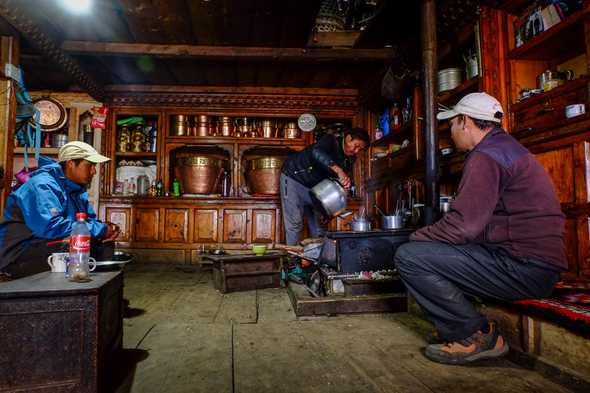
[115,264,575,393]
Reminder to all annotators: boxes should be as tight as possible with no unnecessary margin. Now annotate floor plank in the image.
[118,265,576,393]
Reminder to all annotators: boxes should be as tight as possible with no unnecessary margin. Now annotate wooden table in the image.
[0,271,124,393]
[203,251,285,293]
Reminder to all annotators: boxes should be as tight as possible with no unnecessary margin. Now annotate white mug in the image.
[47,253,69,273]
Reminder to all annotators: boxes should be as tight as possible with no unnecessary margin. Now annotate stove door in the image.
[337,235,409,273]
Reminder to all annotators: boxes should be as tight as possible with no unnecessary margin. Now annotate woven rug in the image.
[512,288,590,337]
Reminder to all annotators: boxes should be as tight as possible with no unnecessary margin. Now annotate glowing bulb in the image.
[59,0,92,14]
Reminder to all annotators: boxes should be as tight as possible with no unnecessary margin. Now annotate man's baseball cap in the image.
[437,92,504,123]
[58,141,110,163]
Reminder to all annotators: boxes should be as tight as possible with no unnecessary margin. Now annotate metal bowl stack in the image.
[438,68,463,93]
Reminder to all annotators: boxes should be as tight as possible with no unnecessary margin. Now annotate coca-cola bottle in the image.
[67,212,93,281]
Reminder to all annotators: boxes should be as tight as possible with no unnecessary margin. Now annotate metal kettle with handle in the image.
[310,178,348,217]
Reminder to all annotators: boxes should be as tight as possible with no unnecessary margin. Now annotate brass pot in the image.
[176,155,225,194]
[261,120,276,138]
[284,122,299,139]
[196,115,210,124]
[218,116,234,136]
[172,115,188,136]
[196,124,209,137]
[245,157,285,195]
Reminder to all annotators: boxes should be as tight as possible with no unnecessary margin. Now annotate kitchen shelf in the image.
[437,77,480,107]
[511,77,589,110]
[166,136,306,146]
[508,5,589,61]
[115,152,158,157]
[13,147,59,155]
[370,123,412,147]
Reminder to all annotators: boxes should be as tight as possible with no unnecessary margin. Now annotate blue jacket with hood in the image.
[0,156,107,270]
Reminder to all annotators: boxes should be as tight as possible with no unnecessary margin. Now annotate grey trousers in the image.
[280,173,325,246]
[394,241,561,341]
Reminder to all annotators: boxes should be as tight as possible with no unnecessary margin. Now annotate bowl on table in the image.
[252,245,267,256]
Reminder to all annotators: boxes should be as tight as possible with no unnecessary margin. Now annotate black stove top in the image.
[325,228,414,239]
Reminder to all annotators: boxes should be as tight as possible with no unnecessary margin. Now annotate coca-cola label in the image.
[70,235,91,252]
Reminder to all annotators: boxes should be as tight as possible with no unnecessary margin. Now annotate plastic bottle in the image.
[172,178,181,197]
[156,179,164,197]
[222,170,231,197]
[391,103,401,130]
[68,212,91,281]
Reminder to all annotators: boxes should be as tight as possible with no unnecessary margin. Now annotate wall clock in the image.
[33,97,68,132]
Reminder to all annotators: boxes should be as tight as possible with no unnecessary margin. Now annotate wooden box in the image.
[204,251,284,293]
[0,271,123,393]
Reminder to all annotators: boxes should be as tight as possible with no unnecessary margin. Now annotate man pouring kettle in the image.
[280,127,369,245]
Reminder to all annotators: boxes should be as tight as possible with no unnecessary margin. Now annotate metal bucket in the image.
[176,155,225,194]
[245,157,284,195]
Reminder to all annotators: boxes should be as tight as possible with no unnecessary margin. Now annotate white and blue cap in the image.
[437,92,504,123]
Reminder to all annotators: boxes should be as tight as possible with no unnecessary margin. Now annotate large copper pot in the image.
[245,157,285,195]
[176,155,225,194]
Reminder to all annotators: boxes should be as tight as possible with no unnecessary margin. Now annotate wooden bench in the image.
[0,271,124,393]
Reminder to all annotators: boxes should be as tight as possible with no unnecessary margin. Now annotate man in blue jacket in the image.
[0,141,120,279]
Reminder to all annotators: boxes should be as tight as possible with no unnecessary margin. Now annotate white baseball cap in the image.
[437,92,504,123]
[58,141,110,163]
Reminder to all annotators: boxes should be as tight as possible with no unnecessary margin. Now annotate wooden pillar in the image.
[421,0,438,224]
[0,35,18,212]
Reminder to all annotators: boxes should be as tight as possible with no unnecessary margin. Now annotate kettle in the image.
[310,179,347,217]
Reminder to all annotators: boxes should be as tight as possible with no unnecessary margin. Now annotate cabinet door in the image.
[252,209,276,244]
[164,208,189,243]
[194,209,218,243]
[223,209,247,243]
[105,207,131,242]
[135,208,160,242]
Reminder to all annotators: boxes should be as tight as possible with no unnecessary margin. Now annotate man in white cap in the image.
[0,141,120,278]
[395,92,566,364]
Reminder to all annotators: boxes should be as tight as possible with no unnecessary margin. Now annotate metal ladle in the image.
[374,204,386,217]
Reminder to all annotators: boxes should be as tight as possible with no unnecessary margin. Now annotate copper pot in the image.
[196,124,209,137]
[176,155,225,194]
[196,115,209,124]
[261,120,276,138]
[245,157,285,195]
[284,122,299,139]
[172,115,188,136]
[218,116,233,136]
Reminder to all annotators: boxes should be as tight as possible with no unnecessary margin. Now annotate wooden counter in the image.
[0,271,124,393]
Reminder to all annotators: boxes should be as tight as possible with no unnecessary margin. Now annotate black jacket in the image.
[281,133,355,188]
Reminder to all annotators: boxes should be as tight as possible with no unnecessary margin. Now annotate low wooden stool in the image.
[203,250,285,293]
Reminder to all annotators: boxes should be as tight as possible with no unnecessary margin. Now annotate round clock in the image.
[33,97,67,132]
[297,113,317,132]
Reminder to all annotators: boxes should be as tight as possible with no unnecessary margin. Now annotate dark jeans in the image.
[394,241,561,341]
[280,173,325,246]
[2,239,114,279]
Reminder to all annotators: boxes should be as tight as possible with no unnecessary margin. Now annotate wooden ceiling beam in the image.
[62,41,396,62]
[0,0,104,100]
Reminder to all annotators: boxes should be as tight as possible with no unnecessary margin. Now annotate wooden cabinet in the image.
[251,209,276,243]
[135,208,160,242]
[164,208,189,243]
[105,207,132,242]
[223,209,248,243]
[194,209,219,243]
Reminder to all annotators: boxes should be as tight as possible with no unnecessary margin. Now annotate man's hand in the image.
[331,165,351,190]
[102,222,121,243]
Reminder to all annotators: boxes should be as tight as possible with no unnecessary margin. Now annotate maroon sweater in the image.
[411,128,566,270]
